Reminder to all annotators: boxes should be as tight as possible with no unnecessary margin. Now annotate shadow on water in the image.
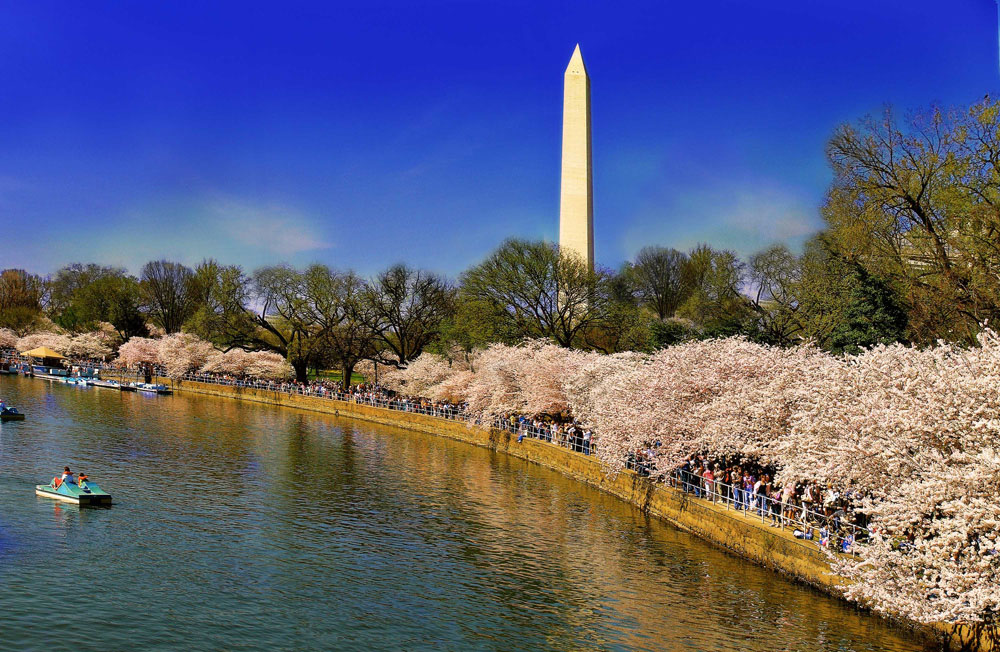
[0,374,939,652]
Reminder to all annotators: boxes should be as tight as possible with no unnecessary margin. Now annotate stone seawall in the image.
[161,377,978,651]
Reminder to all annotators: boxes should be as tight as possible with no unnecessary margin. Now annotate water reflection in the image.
[0,375,934,651]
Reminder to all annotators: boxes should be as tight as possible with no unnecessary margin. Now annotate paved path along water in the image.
[0,375,935,651]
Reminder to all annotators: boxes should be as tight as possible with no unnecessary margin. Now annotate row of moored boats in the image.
[2,364,171,394]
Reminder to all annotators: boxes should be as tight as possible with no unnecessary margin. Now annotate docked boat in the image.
[134,383,172,395]
[0,407,25,421]
[90,379,122,390]
[35,476,112,506]
[64,377,89,387]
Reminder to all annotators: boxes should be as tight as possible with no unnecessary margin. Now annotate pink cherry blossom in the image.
[0,328,19,349]
[116,337,161,367]
[157,333,217,377]
[16,332,73,355]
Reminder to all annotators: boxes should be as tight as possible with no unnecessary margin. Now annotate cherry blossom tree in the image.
[245,351,293,380]
[116,336,161,368]
[64,331,115,359]
[566,339,769,475]
[16,332,72,355]
[199,349,291,379]
[94,322,123,350]
[0,328,18,349]
[833,449,1000,640]
[461,343,529,421]
[200,349,253,377]
[773,333,1000,638]
[511,340,587,417]
[354,359,378,383]
[382,352,456,397]
[157,333,217,378]
[432,369,476,403]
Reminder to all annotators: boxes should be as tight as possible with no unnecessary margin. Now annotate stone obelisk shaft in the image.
[559,44,594,271]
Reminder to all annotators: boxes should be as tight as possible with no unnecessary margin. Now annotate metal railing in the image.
[176,372,599,455]
[664,469,863,555]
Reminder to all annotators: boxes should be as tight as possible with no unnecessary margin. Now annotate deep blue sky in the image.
[1,1,998,278]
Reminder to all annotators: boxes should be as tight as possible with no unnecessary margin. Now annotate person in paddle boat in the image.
[55,466,76,487]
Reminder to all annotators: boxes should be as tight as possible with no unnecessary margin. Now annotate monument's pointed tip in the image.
[566,43,587,74]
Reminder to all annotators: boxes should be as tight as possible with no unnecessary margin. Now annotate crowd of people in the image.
[671,456,860,551]
[508,415,594,455]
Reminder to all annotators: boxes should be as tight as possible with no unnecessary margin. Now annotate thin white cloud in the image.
[621,182,822,259]
[210,197,332,257]
[44,194,333,274]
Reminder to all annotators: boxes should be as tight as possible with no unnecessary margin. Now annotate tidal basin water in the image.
[0,375,934,651]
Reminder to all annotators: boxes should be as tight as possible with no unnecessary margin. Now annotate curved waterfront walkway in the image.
[166,375,851,552]
[156,376,964,648]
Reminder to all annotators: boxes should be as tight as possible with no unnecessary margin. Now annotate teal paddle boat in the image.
[0,407,25,421]
[35,475,112,506]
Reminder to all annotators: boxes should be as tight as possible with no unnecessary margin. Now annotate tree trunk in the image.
[292,359,308,384]
[341,361,355,392]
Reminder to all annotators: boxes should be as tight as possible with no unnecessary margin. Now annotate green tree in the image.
[827,264,908,354]
[677,245,751,337]
[650,318,697,348]
[50,263,109,331]
[792,236,852,346]
[364,264,454,365]
[95,275,148,341]
[584,301,654,353]
[430,296,519,360]
[250,264,335,382]
[140,260,196,334]
[794,234,908,352]
[459,239,609,348]
[0,269,47,335]
[582,267,654,353]
[48,263,145,339]
[185,262,258,346]
[324,271,380,390]
[824,97,1000,343]
[190,263,377,384]
[629,246,691,319]
[747,244,802,345]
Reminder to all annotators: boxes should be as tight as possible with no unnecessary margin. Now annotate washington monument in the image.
[559,44,594,271]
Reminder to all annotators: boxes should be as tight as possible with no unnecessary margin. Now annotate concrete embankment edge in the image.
[162,378,976,651]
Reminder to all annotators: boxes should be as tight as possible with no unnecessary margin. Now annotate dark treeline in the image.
[0,261,454,386]
[5,96,1000,373]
